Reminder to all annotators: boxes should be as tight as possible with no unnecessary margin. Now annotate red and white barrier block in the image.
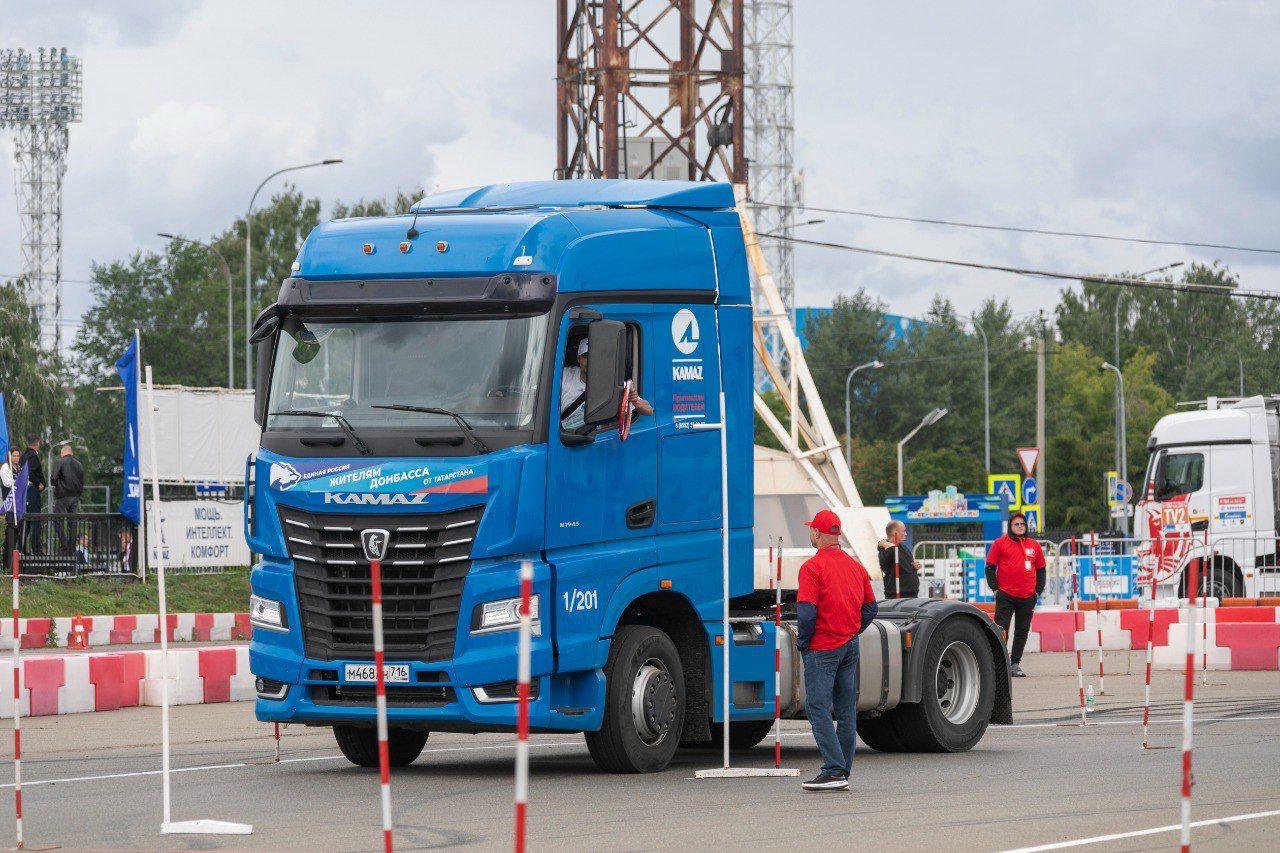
[0,646,252,719]
[0,612,250,651]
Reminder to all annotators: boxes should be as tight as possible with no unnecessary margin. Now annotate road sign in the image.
[1022,504,1042,534]
[1115,480,1133,503]
[1106,470,1118,506]
[1016,447,1040,478]
[1021,477,1038,507]
[1105,471,1132,507]
[988,474,1021,511]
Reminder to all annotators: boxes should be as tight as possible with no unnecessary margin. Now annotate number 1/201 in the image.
[563,588,598,612]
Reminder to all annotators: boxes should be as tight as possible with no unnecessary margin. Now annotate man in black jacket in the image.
[20,434,45,553]
[52,442,86,553]
[877,520,920,599]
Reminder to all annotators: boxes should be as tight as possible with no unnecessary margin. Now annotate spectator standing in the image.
[0,446,19,501]
[796,509,878,792]
[20,434,45,553]
[984,511,1046,678]
[52,442,86,553]
[877,520,920,599]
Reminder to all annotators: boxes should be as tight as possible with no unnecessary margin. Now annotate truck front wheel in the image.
[333,725,429,768]
[889,617,994,752]
[585,625,685,773]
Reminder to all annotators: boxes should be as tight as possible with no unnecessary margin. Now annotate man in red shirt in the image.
[796,509,878,791]
[984,511,1046,677]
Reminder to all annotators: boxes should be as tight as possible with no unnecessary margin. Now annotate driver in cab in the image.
[561,337,652,431]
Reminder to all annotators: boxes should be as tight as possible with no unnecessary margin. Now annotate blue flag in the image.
[116,337,142,524]
[0,392,9,453]
[1,462,27,521]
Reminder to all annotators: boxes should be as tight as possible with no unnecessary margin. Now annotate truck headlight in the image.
[250,594,288,632]
[472,595,540,634]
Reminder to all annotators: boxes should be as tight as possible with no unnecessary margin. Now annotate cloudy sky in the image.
[3,0,1279,342]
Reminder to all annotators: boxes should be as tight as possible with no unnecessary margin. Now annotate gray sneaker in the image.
[1011,663,1027,678]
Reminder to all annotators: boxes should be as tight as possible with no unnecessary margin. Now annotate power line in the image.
[769,202,1280,256]
[756,233,1280,302]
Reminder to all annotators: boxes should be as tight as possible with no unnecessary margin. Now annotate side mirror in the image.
[250,314,279,426]
[584,320,626,425]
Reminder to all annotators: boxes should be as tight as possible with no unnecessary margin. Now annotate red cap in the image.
[804,509,841,535]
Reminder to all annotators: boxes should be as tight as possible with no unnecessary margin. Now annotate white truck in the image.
[1136,395,1280,598]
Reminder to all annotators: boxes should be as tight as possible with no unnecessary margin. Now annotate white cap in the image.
[577,338,589,357]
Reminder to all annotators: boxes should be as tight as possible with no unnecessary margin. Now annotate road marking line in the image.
[1000,807,1280,852]
[0,740,583,790]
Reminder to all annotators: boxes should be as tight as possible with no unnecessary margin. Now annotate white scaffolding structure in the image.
[744,0,798,388]
[1,47,82,353]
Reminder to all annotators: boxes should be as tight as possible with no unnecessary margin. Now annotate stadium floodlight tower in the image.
[1,47,82,353]
[744,0,798,388]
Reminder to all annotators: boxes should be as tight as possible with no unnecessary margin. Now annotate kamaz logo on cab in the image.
[323,492,430,506]
[672,309,699,355]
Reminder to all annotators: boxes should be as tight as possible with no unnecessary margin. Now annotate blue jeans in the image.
[802,638,860,778]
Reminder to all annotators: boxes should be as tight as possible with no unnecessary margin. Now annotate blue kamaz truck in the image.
[245,180,1010,772]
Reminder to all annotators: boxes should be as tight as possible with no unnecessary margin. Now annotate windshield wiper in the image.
[269,410,372,456]
[370,404,491,454]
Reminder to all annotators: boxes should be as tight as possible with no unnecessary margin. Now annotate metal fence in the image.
[4,513,139,578]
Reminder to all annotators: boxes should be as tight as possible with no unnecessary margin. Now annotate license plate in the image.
[343,663,410,684]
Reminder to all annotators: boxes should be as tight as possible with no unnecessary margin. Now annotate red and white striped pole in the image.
[1071,538,1087,725]
[1199,528,1210,687]
[514,559,533,853]
[1141,564,1158,749]
[11,541,23,849]
[773,538,782,769]
[1089,532,1107,695]
[273,722,281,763]
[369,556,393,853]
[893,545,900,599]
[1180,557,1199,853]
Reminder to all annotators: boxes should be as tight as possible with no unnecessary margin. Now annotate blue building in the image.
[792,307,921,351]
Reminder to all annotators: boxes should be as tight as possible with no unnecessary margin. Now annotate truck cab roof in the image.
[1148,395,1279,450]
[289,179,748,303]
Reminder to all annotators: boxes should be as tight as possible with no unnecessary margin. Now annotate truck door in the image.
[545,304,658,672]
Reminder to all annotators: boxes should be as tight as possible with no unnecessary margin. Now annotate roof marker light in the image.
[436,241,449,253]
[399,241,412,254]
[362,243,375,255]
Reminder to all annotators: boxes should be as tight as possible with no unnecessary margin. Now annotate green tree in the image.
[0,281,68,452]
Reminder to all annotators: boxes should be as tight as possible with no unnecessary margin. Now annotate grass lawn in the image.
[17,568,251,619]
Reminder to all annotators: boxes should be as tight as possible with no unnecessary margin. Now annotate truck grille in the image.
[278,505,485,663]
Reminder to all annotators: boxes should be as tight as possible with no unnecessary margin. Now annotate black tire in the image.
[585,625,685,773]
[857,713,907,752]
[333,725,429,768]
[1205,566,1240,599]
[889,617,995,752]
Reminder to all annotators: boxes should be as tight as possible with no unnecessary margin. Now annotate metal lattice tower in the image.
[555,0,745,184]
[1,47,82,353]
[744,0,796,385]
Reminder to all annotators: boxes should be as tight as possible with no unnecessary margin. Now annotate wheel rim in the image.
[630,657,676,747]
[935,641,980,725]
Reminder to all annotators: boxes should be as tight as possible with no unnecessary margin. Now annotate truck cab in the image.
[245,180,1009,773]
[1135,396,1280,598]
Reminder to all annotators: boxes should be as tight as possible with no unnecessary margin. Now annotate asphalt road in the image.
[3,651,1278,852]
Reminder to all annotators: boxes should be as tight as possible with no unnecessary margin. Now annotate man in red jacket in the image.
[797,509,878,791]
[984,511,1046,677]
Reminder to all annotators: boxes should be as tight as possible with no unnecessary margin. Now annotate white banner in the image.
[138,386,258,484]
[146,500,249,568]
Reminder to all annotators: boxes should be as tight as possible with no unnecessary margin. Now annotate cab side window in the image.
[1155,452,1203,500]
[558,322,643,435]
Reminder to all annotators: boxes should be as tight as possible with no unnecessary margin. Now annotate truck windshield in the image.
[266,316,546,431]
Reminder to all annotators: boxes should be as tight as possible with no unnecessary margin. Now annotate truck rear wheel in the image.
[889,617,994,752]
[691,719,775,751]
[585,625,685,773]
[856,714,906,752]
[333,725,429,768]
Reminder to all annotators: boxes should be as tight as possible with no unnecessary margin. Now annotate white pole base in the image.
[162,819,253,835]
[694,767,800,778]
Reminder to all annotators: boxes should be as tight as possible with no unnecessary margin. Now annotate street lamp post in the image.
[1100,361,1127,534]
[1196,335,1245,397]
[158,233,234,389]
[843,359,883,470]
[970,316,991,477]
[244,159,342,387]
[897,407,948,495]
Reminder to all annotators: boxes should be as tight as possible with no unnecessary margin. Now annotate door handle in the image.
[299,436,344,447]
[626,499,656,529]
